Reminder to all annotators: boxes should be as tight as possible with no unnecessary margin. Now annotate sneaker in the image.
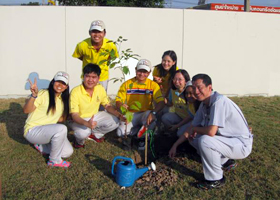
[47,160,71,168]
[73,140,85,149]
[222,159,238,172]
[138,140,145,151]
[196,176,226,190]
[88,134,105,143]
[34,144,48,156]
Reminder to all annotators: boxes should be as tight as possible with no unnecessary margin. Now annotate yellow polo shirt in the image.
[24,90,64,136]
[116,78,164,112]
[152,66,179,95]
[70,84,110,118]
[72,37,119,81]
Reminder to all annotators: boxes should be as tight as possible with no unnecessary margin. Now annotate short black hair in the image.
[171,69,190,90]
[83,63,101,77]
[192,74,212,86]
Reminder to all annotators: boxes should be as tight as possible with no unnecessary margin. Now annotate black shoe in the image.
[222,159,238,172]
[196,176,226,190]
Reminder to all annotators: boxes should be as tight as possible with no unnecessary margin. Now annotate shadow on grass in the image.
[0,102,28,144]
[85,154,114,180]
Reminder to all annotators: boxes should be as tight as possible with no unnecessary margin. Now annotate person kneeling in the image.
[23,71,73,168]
[70,64,126,148]
[169,74,253,190]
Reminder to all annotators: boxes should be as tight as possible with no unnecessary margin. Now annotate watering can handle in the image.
[111,156,135,176]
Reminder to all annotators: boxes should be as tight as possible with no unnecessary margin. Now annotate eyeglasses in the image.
[173,78,184,82]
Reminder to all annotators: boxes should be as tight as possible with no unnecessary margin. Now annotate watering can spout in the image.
[135,167,149,180]
[135,162,156,180]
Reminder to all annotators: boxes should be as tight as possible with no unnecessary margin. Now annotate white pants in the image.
[25,124,73,164]
[116,111,156,137]
[161,112,191,137]
[70,111,119,145]
[190,134,253,181]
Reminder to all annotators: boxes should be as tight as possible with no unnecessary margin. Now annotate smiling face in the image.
[83,72,100,90]
[53,81,68,95]
[192,79,212,103]
[172,72,186,91]
[90,30,105,45]
[162,55,176,71]
[135,69,150,83]
[185,86,197,103]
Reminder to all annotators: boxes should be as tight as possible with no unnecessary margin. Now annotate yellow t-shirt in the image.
[70,84,110,118]
[72,37,119,81]
[24,90,64,136]
[152,66,179,96]
[170,89,196,119]
[116,78,164,112]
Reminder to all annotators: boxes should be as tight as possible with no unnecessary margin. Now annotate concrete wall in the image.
[0,6,279,97]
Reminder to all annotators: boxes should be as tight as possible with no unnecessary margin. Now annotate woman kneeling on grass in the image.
[161,69,199,137]
[23,71,73,168]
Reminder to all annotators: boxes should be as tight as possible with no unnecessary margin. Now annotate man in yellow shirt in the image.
[115,59,165,150]
[70,64,126,148]
[72,20,118,91]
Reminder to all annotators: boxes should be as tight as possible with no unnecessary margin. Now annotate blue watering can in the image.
[111,156,156,187]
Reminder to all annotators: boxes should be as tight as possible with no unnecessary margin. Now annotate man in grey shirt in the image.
[169,74,253,190]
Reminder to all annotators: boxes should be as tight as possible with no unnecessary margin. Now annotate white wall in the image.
[0,6,279,97]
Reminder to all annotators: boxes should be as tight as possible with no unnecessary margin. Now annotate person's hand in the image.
[153,76,162,84]
[28,78,38,97]
[86,116,97,129]
[122,103,129,110]
[169,125,179,132]
[169,145,177,158]
[188,129,197,142]
[146,112,155,126]
[118,114,127,123]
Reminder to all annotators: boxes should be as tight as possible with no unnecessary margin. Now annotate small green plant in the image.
[99,36,140,83]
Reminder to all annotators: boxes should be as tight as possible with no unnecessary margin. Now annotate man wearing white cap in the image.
[115,59,165,150]
[73,20,118,91]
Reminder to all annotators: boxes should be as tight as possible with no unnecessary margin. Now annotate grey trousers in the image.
[161,112,192,137]
[116,111,156,137]
[25,124,73,164]
[70,111,119,145]
[190,134,253,181]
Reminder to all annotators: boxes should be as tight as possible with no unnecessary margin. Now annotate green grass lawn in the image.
[0,97,280,199]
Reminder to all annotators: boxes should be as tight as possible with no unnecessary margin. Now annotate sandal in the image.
[47,160,71,168]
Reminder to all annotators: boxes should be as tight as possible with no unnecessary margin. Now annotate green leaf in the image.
[122,66,129,75]
[110,49,116,57]
[125,111,133,123]
[134,101,142,109]
[99,60,107,65]
[120,106,127,114]
[130,104,140,111]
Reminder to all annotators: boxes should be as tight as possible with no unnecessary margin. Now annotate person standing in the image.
[169,74,253,190]
[23,72,73,168]
[73,20,118,91]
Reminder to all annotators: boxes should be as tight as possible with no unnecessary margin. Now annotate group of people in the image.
[23,20,253,190]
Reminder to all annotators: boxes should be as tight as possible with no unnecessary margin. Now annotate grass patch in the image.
[0,97,280,199]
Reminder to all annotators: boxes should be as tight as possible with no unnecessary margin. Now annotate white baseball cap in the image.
[89,20,106,32]
[54,71,69,85]
[136,59,152,72]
